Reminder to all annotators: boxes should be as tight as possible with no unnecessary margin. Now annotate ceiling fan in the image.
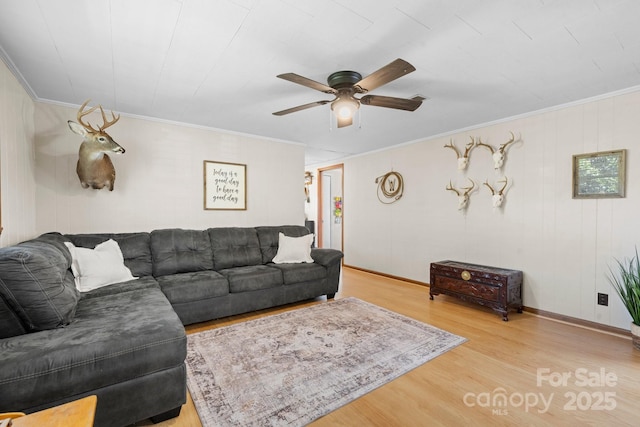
[273,58,423,128]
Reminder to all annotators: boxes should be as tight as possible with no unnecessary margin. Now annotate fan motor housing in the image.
[327,71,362,89]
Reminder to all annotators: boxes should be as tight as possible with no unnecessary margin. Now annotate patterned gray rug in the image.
[186,297,466,427]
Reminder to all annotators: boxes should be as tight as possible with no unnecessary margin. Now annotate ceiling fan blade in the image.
[354,58,416,93]
[277,73,337,94]
[360,94,422,111]
[272,100,331,116]
[336,115,353,128]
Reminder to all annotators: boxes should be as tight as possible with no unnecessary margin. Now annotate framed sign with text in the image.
[572,149,626,199]
[203,160,247,210]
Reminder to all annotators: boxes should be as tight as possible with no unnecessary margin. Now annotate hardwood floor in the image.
[145,267,640,427]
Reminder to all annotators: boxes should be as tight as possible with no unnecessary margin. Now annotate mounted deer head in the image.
[476,132,516,169]
[444,137,476,170]
[68,100,125,191]
[484,177,508,208]
[446,178,475,210]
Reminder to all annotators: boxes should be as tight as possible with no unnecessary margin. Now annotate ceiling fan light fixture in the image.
[331,96,360,119]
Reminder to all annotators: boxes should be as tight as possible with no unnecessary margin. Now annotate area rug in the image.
[186,297,466,427]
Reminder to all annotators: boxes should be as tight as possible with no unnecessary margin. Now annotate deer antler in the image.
[97,105,120,131]
[498,131,515,153]
[444,139,461,158]
[76,99,120,132]
[483,180,496,195]
[464,137,475,157]
[497,176,508,194]
[462,178,475,196]
[475,137,495,154]
[77,99,101,132]
[484,177,508,195]
[446,180,460,196]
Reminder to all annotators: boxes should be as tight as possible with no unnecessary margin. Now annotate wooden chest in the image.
[429,260,523,321]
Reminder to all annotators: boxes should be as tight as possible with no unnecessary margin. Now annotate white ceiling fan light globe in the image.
[332,97,359,119]
[337,104,352,119]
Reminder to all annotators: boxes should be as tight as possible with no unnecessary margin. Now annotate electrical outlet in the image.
[597,293,608,306]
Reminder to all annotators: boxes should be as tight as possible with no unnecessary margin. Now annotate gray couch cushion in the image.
[219,265,283,293]
[208,227,262,270]
[256,225,311,264]
[0,240,80,332]
[0,286,186,414]
[66,233,153,277]
[79,276,160,300]
[37,232,72,251]
[156,271,229,304]
[0,295,27,338]
[151,229,214,277]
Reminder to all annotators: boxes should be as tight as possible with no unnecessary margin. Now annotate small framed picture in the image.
[203,161,247,210]
[572,149,626,199]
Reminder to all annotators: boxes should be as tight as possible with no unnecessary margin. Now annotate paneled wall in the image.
[307,89,640,330]
[5,50,639,329]
[0,58,36,247]
[34,102,305,234]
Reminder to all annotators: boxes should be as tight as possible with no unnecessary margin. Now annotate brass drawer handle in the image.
[461,270,471,281]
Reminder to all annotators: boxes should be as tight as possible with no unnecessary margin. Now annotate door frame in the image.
[317,163,344,251]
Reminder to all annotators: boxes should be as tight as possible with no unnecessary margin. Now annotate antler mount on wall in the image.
[484,177,509,208]
[476,131,517,170]
[446,178,475,210]
[444,136,477,170]
[67,100,126,191]
[444,131,521,210]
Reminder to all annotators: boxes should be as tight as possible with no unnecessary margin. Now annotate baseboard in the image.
[343,264,429,287]
[523,307,631,338]
[343,264,631,338]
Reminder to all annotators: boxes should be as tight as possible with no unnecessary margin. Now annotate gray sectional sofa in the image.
[0,225,343,427]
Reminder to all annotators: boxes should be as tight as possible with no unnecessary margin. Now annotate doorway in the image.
[317,164,343,251]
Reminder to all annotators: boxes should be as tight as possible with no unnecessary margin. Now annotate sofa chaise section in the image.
[0,234,187,427]
[0,286,186,427]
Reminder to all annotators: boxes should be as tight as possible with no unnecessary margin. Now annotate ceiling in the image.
[2,0,640,165]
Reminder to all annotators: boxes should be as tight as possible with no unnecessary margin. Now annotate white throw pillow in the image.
[64,239,137,292]
[272,232,314,264]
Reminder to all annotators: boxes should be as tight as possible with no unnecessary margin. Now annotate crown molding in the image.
[0,45,37,100]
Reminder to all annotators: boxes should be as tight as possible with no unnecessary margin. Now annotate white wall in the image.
[308,89,640,330]
[0,58,36,247]
[34,102,305,234]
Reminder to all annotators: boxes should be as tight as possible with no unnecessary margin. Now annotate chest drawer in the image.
[432,276,501,302]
